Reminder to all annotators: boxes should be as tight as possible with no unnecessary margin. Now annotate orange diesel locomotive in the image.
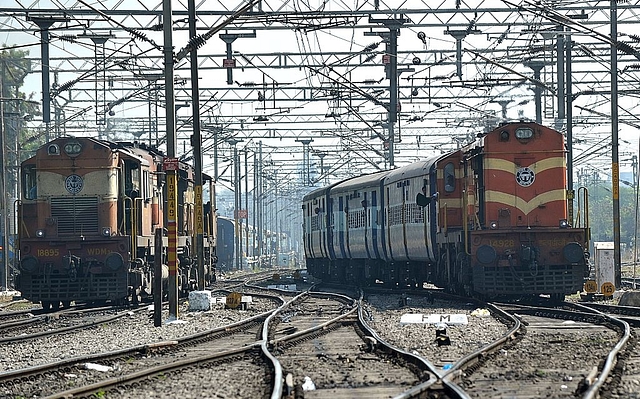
[16,137,217,309]
[303,121,589,299]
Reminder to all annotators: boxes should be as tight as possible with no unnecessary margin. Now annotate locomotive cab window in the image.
[124,161,141,198]
[444,162,455,193]
[23,164,37,200]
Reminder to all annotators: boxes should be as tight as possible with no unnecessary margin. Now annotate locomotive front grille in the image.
[51,196,99,236]
[473,264,585,295]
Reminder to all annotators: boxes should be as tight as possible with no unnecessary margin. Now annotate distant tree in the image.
[1,46,42,202]
[585,178,640,260]
[1,46,42,153]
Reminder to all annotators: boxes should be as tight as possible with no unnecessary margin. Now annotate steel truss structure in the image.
[1,0,640,182]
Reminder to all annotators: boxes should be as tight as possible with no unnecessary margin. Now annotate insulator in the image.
[58,35,78,43]
[363,53,377,63]
[189,34,207,51]
[362,42,379,52]
[466,20,476,35]
[129,29,150,43]
[616,41,637,56]
[56,80,76,93]
[629,34,640,43]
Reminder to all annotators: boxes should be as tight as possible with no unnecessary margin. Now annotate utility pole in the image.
[163,0,179,321]
[296,138,313,185]
[244,148,250,263]
[565,11,588,226]
[367,15,409,168]
[523,61,546,124]
[220,31,256,84]
[257,142,263,264]
[611,0,621,289]
[252,149,257,267]
[0,74,6,290]
[556,25,566,132]
[633,152,639,289]
[187,0,205,290]
[27,15,69,142]
[317,152,327,185]
[566,27,575,225]
[228,139,242,270]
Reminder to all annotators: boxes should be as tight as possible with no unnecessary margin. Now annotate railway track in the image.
[2,280,635,398]
[0,292,283,398]
[11,286,442,398]
[0,305,147,344]
[268,291,439,398]
[573,301,640,398]
[450,303,613,398]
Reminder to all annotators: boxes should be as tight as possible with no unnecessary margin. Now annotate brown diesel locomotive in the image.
[16,137,216,309]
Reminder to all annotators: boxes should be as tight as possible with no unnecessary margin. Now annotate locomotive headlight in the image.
[105,252,124,271]
[489,221,498,229]
[563,242,584,263]
[559,219,569,229]
[477,245,497,264]
[63,140,82,157]
[20,256,39,273]
[36,229,46,238]
[101,227,111,237]
[515,127,534,139]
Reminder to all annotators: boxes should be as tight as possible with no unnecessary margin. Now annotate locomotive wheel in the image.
[62,301,71,309]
[41,301,51,311]
[51,301,60,311]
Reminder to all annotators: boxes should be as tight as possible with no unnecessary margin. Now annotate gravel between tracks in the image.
[363,293,509,368]
[0,295,278,373]
[107,357,272,399]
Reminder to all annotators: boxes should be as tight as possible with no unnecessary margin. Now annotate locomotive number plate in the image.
[36,248,60,257]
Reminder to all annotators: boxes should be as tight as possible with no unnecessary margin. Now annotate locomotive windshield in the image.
[22,164,37,200]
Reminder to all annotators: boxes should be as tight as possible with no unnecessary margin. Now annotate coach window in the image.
[444,162,455,193]
[23,165,37,200]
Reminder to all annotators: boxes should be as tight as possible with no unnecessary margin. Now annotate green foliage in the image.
[585,180,640,252]
[1,45,44,159]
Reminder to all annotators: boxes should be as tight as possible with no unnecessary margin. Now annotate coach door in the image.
[438,153,463,232]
